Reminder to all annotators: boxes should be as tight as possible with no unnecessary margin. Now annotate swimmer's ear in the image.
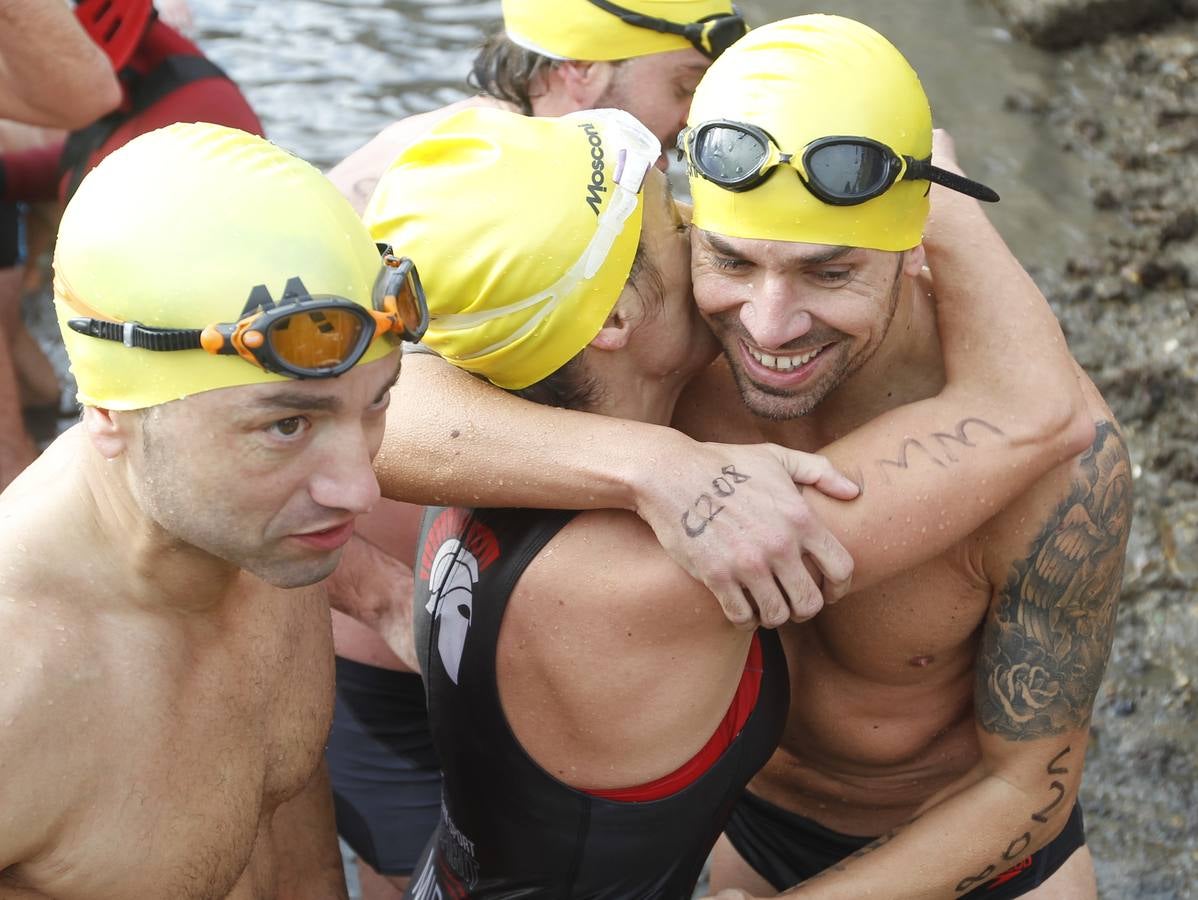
[554,61,616,109]
[589,301,635,352]
[902,243,927,278]
[82,406,134,460]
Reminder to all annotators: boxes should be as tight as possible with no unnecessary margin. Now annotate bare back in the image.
[0,438,336,899]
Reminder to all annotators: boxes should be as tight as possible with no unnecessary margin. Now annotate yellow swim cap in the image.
[503,0,736,61]
[364,107,658,390]
[686,15,932,252]
[54,123,391,410]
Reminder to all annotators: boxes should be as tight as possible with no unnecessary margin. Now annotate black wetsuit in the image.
[409,506,789,900]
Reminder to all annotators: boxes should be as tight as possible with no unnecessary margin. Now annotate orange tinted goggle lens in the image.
[392,277,423,334]
[266,307,370,373]
[375,255,429,341]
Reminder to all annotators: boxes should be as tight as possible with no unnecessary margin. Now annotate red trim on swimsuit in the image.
[585,633,764,803]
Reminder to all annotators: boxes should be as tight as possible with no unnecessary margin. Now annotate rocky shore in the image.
[989,1,1197,896]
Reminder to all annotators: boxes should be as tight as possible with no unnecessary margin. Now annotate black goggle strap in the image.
[67,316,205,352]
[67,277,329,356]
[902,157,1000,203]
[585,0,744,58]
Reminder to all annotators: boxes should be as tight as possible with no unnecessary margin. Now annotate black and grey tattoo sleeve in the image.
[976,422,1133,739]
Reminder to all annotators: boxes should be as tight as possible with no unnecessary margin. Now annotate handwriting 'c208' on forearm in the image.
[681,466,752,538]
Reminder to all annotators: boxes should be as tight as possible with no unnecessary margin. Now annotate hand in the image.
[325,536,420,671]
[703,891,759,900]
[632,440,858,629]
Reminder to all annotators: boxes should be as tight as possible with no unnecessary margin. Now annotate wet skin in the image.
[0,352,399,900]
[679,230,1124,897]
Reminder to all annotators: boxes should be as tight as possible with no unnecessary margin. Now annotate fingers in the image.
[770,551,826,622]
[742,581,791,631]
[802,530,854,605]
[709,580,761,632]
[775,446,859,500]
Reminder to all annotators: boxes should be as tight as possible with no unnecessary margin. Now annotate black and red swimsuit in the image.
[410,506,789,900]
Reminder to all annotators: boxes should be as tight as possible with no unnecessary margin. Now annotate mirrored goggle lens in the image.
[805,143,894,201]
[266,307,370,374]
[694,125,769,185]
[374,257,429,341]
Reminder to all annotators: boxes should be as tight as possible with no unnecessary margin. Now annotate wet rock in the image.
[989,0,1198,48]
[1002,89,1051,114]
[1092,187,1121,210]
[1113,697,1138,716]
[1159,209,1198,247]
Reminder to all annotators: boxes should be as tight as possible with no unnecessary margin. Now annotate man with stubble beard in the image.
[0,122,428,899]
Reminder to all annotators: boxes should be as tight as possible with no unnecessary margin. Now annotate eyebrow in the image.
[249,357,401,414]
[703,231,855,266]
[251,392,340,413]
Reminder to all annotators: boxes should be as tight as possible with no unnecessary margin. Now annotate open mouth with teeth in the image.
[745,342,827,373]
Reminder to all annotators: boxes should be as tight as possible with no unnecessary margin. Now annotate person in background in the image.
[0,0,263,464]
[0,0,123,485]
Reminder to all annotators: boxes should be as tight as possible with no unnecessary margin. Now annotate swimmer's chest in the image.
[791,549,992,682]
[770,549,990,775]
[32,591,334,899]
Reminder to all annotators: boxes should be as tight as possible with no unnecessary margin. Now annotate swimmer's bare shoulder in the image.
[0,438,130,875]
[328,95,518,213]
[0,594,96,876]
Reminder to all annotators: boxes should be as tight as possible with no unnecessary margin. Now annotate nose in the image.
[309,430,381,516]
[739,274,814,350]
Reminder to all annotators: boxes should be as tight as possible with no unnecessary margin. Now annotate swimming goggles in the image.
[586,0,747,60]
[66,245,428,379]
[678,119,1000,205]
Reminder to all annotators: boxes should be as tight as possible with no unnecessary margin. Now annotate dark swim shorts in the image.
[326,656,442,876]
[724,790,1086,899]
[0,201,24,268]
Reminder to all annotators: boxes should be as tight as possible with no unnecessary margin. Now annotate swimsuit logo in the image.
[409,804,479,899]
[580,122,607,215]
[420,510,500,685]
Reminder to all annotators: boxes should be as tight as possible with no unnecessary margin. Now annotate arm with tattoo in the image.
[711,423,1132,900]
